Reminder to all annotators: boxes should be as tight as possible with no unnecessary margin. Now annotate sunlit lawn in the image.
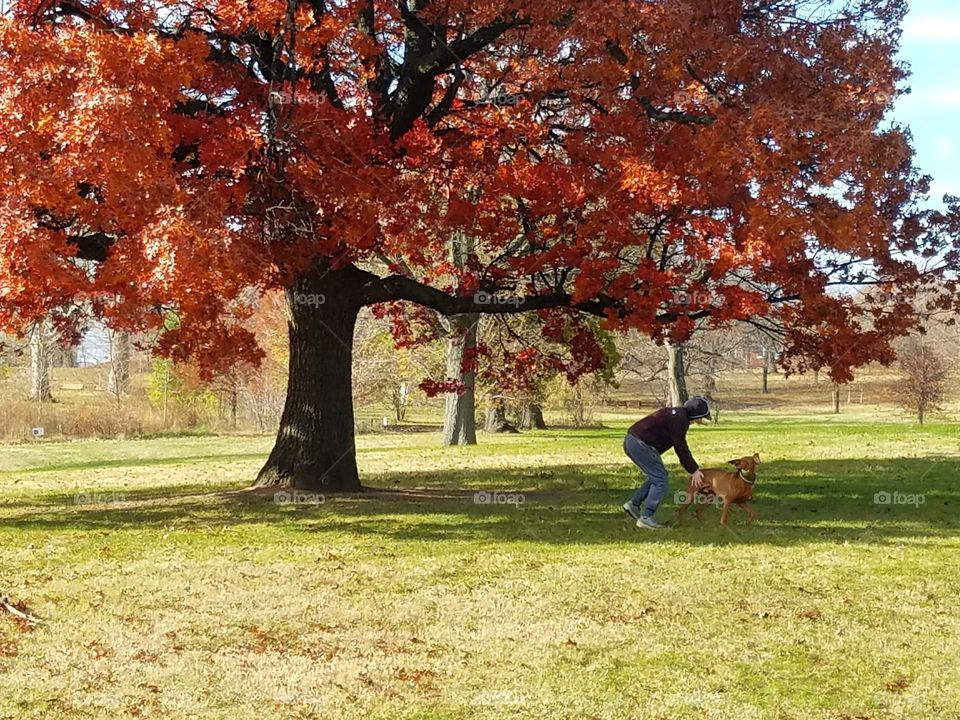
[1,416,959,719]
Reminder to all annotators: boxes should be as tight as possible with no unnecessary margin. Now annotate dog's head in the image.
[727,453,761,478]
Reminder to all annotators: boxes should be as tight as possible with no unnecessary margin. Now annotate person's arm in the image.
[671,416,700,474]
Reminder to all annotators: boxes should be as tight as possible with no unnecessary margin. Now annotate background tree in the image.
[897,342,947,424]
[617,331,671,405]
[617,323,754,409]
[28,320,54,402]
[106,330,132,399]
[440,313,479,442]
[237,292,290,432]
[475,313,617,431]
[665,341,689,406]
[2,0,956,491]
[440,233,480,445]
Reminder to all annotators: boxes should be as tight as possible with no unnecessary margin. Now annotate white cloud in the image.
[927,178,960,204]
[897,86,960,109]
[933,136,957,159]
[926,86,960,107]
[902,13,960,41]
[918,86,960,108]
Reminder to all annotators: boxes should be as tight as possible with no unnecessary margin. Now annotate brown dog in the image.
[676,453,761,527]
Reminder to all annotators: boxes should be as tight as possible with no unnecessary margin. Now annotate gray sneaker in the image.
[636,515,666,530]
[622,501,642,521]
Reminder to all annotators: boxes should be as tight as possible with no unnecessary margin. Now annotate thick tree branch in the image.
[353,265,713,326]
[360,270,610,316]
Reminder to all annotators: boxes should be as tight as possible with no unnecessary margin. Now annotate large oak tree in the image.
[1,0,956,490]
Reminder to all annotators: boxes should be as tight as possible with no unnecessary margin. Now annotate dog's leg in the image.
[692,497,708,520]
[676,483,696,525]
[738,500,756,524]
[720,496,734,526]
[692,490,714,521]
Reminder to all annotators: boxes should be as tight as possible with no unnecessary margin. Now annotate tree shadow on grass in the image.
[1,457,958,547]
[314,455,960,547]
[0,451,267,477]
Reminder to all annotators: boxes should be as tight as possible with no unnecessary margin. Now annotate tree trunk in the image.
[832,384,840,414]
[484,402,518,433]
[441,230,478,446]
[704,372,717,393]
[107,331,131,396]
[394,383,409,423]
[441,314,479,446]
[666,341,688,406]
[762,354,770,394]
[59,346,78,368]
[256,270,363,491]
[29,320,53,402]
[518,402,546,430]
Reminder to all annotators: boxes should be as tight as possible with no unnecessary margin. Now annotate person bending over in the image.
[622,396,711,529]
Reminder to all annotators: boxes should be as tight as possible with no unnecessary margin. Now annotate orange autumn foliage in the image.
[0,0,955,386]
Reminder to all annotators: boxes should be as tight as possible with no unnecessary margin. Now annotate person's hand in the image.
[691,469,706,490]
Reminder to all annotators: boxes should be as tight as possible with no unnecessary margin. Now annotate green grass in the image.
[1,417,959,719]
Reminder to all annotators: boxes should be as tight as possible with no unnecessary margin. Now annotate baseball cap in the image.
[683,396,712,422]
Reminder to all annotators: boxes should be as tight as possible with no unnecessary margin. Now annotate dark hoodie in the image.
[627,407,699,474]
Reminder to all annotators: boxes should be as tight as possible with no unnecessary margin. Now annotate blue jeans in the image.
[624,433,669,517]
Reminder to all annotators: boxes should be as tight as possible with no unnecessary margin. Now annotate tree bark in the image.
[59,346,78,368]
[832,384,841,414]
[29,320,53,402]
[484,402,518,433]
[107,331,131,396]
[256,269,363,491]
[518,402,546,430]
[762,354,770,394]
[441,314,479,446]
[441,230,478,446]
[704,372,717,392]
[666,341,688,406]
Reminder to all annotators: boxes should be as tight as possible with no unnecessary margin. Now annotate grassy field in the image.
[3,360,958,443]
[2,416,959,719]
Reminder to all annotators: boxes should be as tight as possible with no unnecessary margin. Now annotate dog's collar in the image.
[737,468,757,485]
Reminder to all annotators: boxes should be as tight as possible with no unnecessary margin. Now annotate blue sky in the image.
[895,1,960,207]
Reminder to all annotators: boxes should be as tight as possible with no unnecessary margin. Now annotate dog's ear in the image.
[753,453,761,464]
[727,458,742,467]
